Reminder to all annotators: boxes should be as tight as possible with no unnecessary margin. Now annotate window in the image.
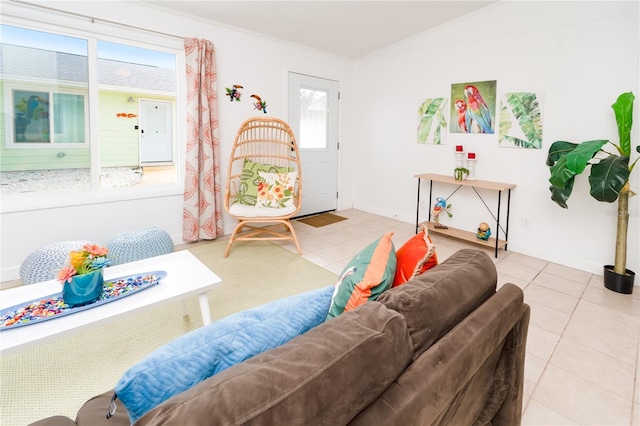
[298,88,329,149]
[0,22,181,201]
[12,89,86,144]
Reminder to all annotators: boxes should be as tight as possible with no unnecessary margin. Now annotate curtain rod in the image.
[9,0,184,40]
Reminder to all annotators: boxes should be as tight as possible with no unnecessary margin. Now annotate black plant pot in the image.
[603,265,635,294]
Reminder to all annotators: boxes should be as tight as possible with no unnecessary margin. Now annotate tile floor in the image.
[279,209,640,426]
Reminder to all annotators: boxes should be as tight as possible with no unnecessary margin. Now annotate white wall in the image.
[0,1,355,281]
[2,1,638,282]
[352,1,640,275]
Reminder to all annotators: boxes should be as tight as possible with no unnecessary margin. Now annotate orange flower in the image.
[56,265,77,284]
[57,243,110,283]
[83,243,108,257]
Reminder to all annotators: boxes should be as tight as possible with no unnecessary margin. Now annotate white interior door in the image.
[288,72,339,217]
[140,100,173,163]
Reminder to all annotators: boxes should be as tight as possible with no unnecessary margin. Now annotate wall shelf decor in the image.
[414,173,516,257]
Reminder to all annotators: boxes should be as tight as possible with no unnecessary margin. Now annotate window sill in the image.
[0,183,184,214]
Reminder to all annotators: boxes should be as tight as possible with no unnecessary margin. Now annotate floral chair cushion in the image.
[256,171,297,208]
[233,159,290,206]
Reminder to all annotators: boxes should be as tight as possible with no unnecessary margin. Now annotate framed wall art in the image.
[449,80,497,134]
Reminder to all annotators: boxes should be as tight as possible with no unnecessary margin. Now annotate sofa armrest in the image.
[491,302,530,425]
[351,283,527,426]
[28,416,77,426]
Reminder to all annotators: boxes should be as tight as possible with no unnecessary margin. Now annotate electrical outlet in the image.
[521,217,532,230]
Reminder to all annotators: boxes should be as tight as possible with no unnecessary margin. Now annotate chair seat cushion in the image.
[234,159,291,206]
[229,203,297,218]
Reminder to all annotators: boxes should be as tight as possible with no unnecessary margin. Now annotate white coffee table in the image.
[0,250,221,356]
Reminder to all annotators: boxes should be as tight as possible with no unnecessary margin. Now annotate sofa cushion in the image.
[327,232,396,319]
[135,302,413,426]
[114,285,334,424]
[393,225,438,287]
[377,249,497,358]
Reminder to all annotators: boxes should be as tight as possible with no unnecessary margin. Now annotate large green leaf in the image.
[549,140,608,188]
[498,104,511,141]
[434,108,443,145]
[564,140,608,173]
[611,92,634,156]
[588,155,630,202]
[546,141,578,166]
[549,155,576,188]
[502,135,539,149]
[549,176,574,208]
[417,98,444,144]
[418,98,443,117]
[417,115,433,144]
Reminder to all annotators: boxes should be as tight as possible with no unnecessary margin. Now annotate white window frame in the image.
[0,10,186,214]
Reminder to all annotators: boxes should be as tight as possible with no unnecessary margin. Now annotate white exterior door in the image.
[139,100,173,163]
[288,72,339,217]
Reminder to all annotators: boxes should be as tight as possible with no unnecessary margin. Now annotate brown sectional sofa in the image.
[32,248,530,425]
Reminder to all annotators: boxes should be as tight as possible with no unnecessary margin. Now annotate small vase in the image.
[63,269,104,307]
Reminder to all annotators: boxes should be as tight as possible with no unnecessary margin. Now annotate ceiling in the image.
[142,1,497,58]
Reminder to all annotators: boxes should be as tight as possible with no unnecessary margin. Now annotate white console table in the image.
[415,173,516,258]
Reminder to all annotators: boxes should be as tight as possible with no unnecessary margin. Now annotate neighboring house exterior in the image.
[0,43,176,172]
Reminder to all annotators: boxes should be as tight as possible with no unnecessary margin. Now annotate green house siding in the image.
[0,88,175,172]
[99,91,140,168]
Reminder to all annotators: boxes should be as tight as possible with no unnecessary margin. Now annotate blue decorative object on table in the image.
[108,227,173,265]
[62,269,104,307]
[1,271,167,330]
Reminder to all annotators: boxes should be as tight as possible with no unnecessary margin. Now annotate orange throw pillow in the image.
[393,225,438,287]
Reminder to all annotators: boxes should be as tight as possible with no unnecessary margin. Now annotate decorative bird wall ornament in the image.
[463,85,493,133]
[225,84,243,102]
[250,94,268,114]
[432,197,453,229]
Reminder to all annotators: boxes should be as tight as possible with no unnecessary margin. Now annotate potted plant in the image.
[57,243,111,307]
[546,91,637,294]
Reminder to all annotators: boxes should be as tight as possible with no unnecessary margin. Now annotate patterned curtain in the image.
[183,38,223,241]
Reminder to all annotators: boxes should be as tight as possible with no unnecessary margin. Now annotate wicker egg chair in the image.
[223,117,303,257]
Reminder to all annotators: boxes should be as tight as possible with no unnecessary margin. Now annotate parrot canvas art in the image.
[449,80,497,134]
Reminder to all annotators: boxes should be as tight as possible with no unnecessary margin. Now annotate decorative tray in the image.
[1,271,167,330]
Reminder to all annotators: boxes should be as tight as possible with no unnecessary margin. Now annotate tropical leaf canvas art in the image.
[498,92,544,149]
[417,98,448,144]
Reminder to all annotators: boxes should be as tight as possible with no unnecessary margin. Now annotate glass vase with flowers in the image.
[56,244,110,307]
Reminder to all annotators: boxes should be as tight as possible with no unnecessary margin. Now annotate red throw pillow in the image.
[393,226,438,287]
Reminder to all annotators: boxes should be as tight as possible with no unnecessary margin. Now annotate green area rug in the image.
[0,240,338,426]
